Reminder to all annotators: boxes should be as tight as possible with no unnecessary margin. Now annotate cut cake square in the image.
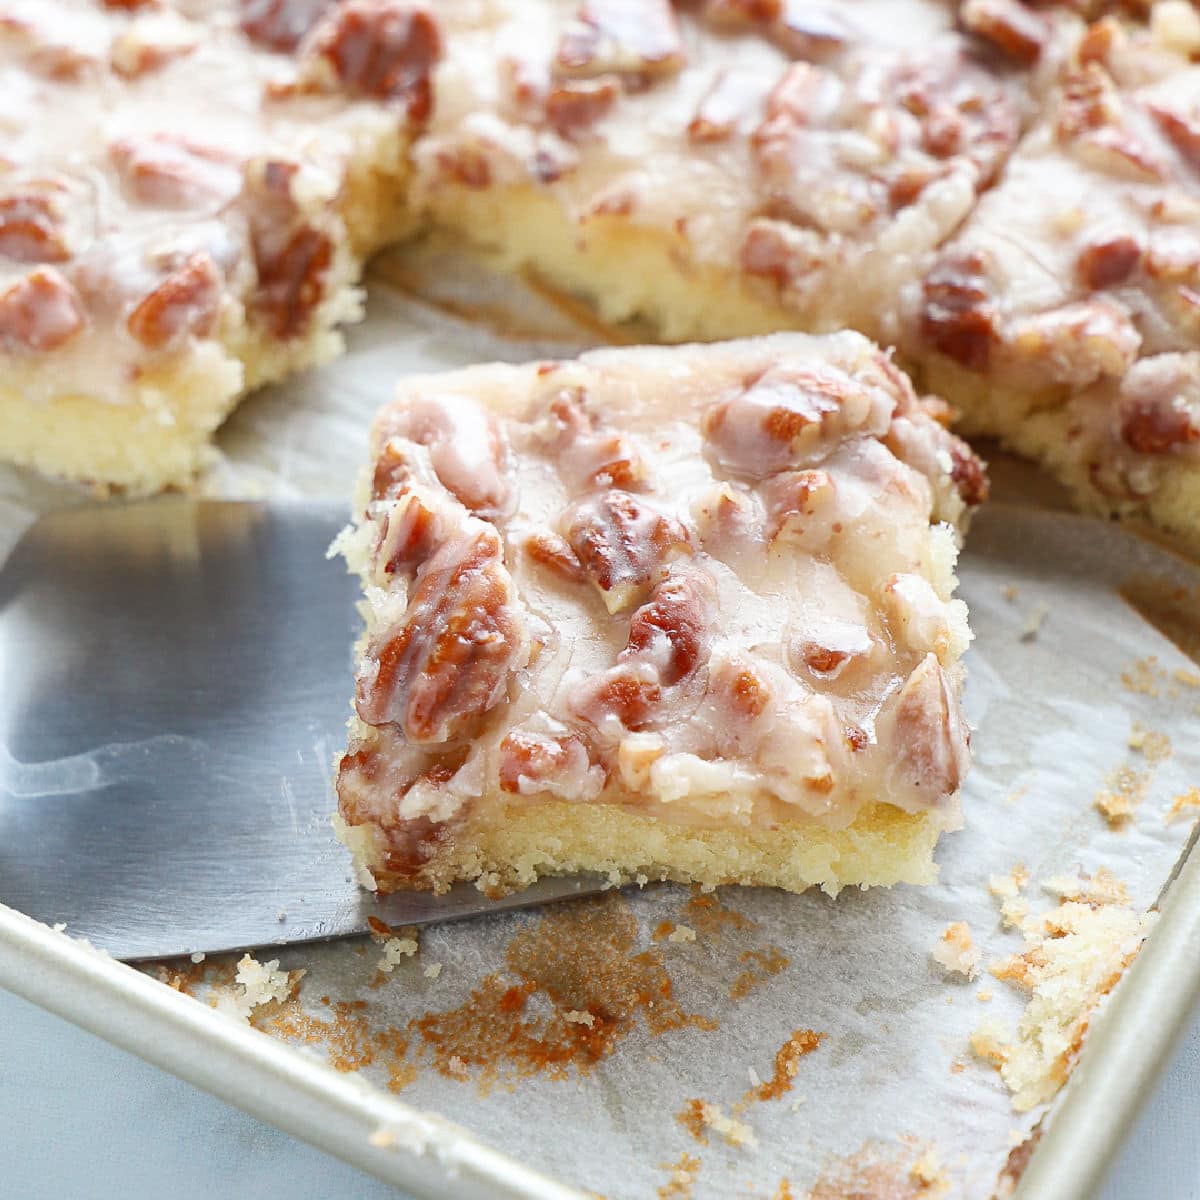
[333,332,985,896]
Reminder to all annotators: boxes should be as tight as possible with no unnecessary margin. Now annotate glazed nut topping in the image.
[338,336,982,879]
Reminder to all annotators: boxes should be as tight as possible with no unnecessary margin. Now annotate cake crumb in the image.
[982,900,1156,1110]
[234,954,296,1015]
[931,921,979,979]
[969,1020,1010,1069]
[657,1152,701,1199]
[977,989,993,1002]
[676,1098,757,1149]
[189,951,205,964]
[378,933,420,973]
[447,1054,469,1079]
[52,922,67,933]
[1127,724,1171,763]
[1002,584,1019,602]
[1095,763,1150,828]
[277,909,287,922]
[668,924,697,944]
[988,865,1030,900]
[1173,668,1199,688]
[635,873,650,887]
[423,963,442,980]
[1000,898,1033,933]
[563,1009,596,1027]
[789,1096,807,1112]
[747,1066,762,1089]
[909,1147,949,1191]
[1167,788,1200,823]
[1043,868,1129,907]
[1018,604,1049,641]
[1121,656,1162,697]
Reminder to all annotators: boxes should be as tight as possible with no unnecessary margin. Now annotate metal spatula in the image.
[0,499,599,961]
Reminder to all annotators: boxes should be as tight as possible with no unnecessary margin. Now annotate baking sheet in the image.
[2,254,1199,1199]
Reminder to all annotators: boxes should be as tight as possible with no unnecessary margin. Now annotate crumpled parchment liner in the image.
[3,261,1198,1200]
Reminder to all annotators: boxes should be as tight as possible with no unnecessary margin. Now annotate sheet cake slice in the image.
[333,332,985,897]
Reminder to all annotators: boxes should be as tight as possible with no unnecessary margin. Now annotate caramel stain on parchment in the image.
[683,890,756,936]
[729,946,790,1001]
[808,1143,948,1199]
[996,1125,1043,1197]
[1119,577,1200,666]
[1168,787,1200,823]
[257,995,417,1089]
[652,920,678,941]
[410,894,715,1092]
[656,1152,701,1199]
[150,959,236,997]
[746,1028,826,1103]
[676,1098,708,1144]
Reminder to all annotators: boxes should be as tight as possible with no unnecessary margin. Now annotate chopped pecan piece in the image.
[239,0,334,51]
[376,484,446,576]
[738,218,820,290]
[0,268,85,352]
[126,252,222,350]
[498,729,603,799]
[1076,234,1141,291]
[555,0,684,79]
[534,386,648,492]
[775,4,855,59]
[947,438,990,507]
[109,136,243,210]
[702,363,886,478]
[1006,299,1140,386]
[562,490,690,613]
[1121,397,1200,455]
[252,225,332,339]
[623,567,714,686]
[434,146,492,189]
[545,77,621,138]
[574,670,662,731]
[110,11,201,77]
[959,0,1048,65]
[0,187,70,263]
[1116,356,1200,456]
[1056,65,1119,142]
[356,525,525,743]
[793,620,873,679]
[725,663,770,719]
[523,530,587,585]
[702,0,782,25]
[1148,102,1200,172]
[882,653,970,800]
[765,468,837,543]
[688,70,769,144]
[378,394,513,520]
[920,251,996,371]
[300,0,441,119]
[704,0,851,60]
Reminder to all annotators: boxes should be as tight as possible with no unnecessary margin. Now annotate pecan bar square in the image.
[334,333,984,897]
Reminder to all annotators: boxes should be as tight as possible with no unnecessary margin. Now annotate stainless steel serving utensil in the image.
[0,499,600,961]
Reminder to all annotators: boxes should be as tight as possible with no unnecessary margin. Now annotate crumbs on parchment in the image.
[930,921,979,980]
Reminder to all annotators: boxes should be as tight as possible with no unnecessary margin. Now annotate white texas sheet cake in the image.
[333,333,985,897]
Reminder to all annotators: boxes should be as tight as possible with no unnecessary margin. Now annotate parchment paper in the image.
[3,250,1198,1199]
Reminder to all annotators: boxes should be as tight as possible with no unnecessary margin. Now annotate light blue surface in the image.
[0,987,1196,1198]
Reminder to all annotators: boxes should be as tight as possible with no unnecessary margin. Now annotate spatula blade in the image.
[0,499,602,961]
